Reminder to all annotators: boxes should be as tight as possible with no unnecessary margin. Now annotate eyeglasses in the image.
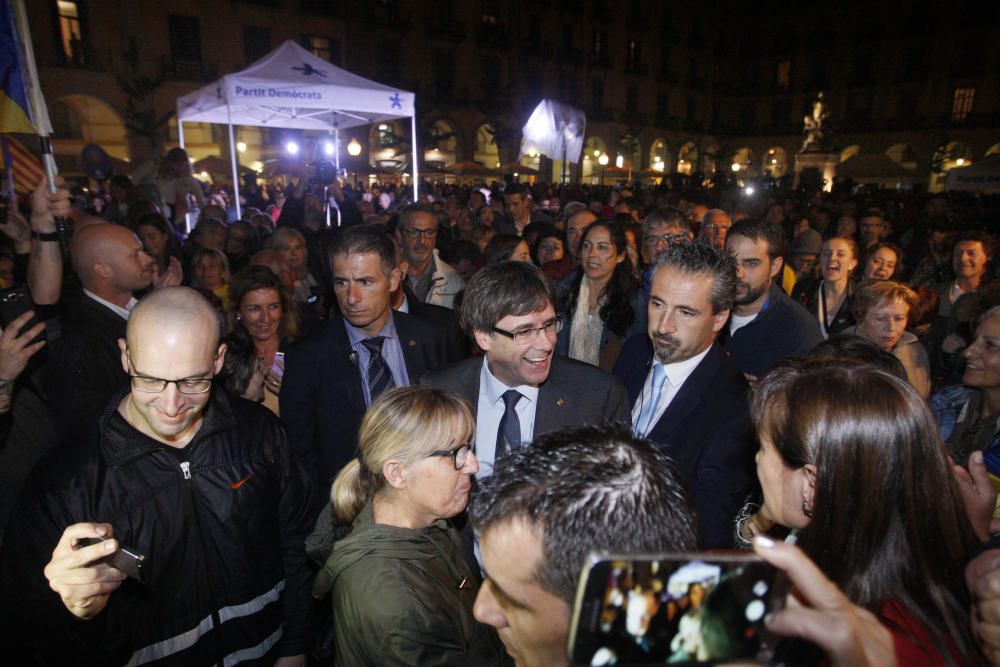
[492,318,563,344]
[642,233,689,247]
[427,442,476,470]
[399,227,438,239]
[127,354,213,395]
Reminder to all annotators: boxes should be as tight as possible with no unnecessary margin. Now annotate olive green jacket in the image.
[312,501,509,666]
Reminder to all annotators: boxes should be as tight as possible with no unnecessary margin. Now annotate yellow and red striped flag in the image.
[2,134,42,194]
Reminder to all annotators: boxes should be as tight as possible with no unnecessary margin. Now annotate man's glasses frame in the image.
[492,318,563,344]
[399,227,438,239]
[127,353,213,395]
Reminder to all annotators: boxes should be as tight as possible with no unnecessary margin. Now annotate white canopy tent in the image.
[946,154,1000,193]
[176,40,418,221]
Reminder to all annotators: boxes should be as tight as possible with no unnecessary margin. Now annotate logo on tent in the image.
[292,63,327,78]
[389,93,402,109]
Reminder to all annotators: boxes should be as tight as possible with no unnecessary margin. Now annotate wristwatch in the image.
[31,229,60,242]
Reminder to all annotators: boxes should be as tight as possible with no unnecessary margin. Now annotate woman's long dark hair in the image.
[751,360,981,665]
[229,265,300,342]
[131,212,182,275]
[561,220,638,337]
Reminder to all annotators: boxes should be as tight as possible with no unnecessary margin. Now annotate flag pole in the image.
[11,0,68,254]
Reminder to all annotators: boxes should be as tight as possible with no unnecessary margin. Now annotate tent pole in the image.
[177,120,190,233]
[226,102,241,220]
[334,129,340,171]
[410,114,419,202]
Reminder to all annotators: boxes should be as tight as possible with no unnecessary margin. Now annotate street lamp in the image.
[731,162,741,172]
[285,141,299,156]
[236,141,247,153]
[347,138,362,157]
[598,152,609,184]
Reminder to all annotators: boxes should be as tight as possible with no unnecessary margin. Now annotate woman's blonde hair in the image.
[850,279,918,322]
[330,386,475,524]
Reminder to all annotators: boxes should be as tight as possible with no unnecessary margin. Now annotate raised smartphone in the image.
[568,552,787,666]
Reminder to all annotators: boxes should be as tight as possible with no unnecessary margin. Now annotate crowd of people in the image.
[0,148,999,666]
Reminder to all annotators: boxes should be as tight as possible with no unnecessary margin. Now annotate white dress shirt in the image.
[474,358,539,479]
[631,345,712,438]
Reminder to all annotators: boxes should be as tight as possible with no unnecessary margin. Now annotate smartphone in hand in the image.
[568,552,787,666]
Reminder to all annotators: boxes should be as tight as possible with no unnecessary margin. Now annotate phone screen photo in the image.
[568,552,786,666]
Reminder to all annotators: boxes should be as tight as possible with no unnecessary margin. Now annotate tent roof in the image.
[946,154,1000,192]
[837,153,922,181]
[177,40,414,130]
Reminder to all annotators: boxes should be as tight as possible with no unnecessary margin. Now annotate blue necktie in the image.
[634,364,667,437]
[496,390,523,457]
[362,336,395,403]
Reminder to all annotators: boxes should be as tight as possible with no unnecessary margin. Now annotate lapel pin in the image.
[408,339,416,346]
[556,399,565,407]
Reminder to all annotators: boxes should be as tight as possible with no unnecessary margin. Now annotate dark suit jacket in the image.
[44,294,129,442]
[614,337,757,549]
[280,311,450,504]
[402,284,467,363]
[421,355,630,439]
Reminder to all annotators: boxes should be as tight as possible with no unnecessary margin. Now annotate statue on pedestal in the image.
[801,92,831,153]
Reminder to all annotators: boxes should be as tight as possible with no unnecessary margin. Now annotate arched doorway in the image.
[54,94,129,159]
[649,138,671,173]
[764,146,788,178]
[423,119,461,166]
[473,124,500,168]
[582,136,608,183]
[677,142,698,174]
[885,144,919,170]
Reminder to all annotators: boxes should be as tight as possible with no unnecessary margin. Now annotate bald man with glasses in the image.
[1,287,315,666]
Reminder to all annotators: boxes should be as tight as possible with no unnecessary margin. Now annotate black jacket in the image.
[281,311,451,503]
[43,293,129,441]
[0,389,316,665]
[719,282,824,377]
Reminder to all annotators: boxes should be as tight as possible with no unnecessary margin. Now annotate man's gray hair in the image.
[652,241,737,314]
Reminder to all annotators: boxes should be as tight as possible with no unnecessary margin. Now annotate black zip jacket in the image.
[0,387,316,665]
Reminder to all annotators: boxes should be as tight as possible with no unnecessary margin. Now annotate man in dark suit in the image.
[614,242,756,549]
[45,223,156,441]
[423,262,629,479]
[281,226,450,502]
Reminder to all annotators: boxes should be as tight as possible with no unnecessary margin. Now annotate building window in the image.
[590,78,604,109]
[304,35,340,65]
[776,60,791,90]
[56,0,85,65]
[592,30,608,59]
[168,14,202,72]
[626,39,642,70]
[244,26,271,65]
[626,85,638,112]
[952,87,975,121]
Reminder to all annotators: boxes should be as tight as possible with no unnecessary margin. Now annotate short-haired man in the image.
[46,223,156,439]
[721,219,823,378]
[698,208,732,251]
[2,287,314,664]
[640,206,693,293]
[396,203,464,309]
[282,225,450,498]
[500,183,532,234]
[541,208,597,282]
[470,424,699,667]
[614,243,756,548]
[935,230,994,318]
[858,209,889,250]
[423,262,628,478]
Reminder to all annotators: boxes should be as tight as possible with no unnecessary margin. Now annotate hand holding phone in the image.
[44,523,132,619]
[569,552,787,666]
